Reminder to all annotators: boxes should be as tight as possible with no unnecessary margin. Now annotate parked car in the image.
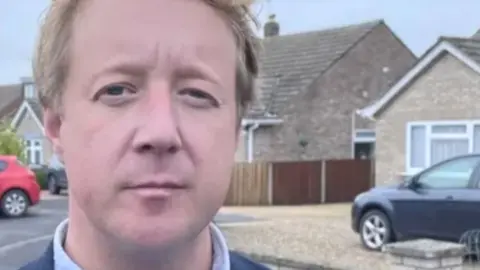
[351,153,480,251]
[46,154,67,195]
[0,155,41,217]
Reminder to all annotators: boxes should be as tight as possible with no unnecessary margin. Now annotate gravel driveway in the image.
[219,204,480,270]
[218,204,386,270]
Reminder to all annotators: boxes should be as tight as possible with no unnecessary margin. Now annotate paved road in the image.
[0,196,258,270]
[0,198,68,270]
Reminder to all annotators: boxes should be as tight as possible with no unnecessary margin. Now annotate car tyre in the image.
[1,190,29,218]
[48,174,61,195]
[359,209,392,251]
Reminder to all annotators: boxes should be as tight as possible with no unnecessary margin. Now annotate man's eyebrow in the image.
[175,63,223,87]
[88,58,151,87]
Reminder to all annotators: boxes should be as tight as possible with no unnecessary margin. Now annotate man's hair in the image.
[33,0,260,118]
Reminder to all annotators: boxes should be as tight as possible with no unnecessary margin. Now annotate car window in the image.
[48,154,64,169]
[417,156,480,189]
[0,160,7,172]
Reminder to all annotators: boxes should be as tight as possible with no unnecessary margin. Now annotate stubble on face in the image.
[58,0,239,249]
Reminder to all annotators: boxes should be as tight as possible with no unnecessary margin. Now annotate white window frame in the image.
[24,83,36,99]
[406,120,480,175]
[25,139,43,166]
[354,129,376,143]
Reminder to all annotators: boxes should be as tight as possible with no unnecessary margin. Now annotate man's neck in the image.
[64,208,213,270]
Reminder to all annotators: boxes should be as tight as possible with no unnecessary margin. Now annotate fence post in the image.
[267,162,273,205]
[321,160,326,203]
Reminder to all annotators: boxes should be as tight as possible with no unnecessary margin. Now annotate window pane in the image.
[26,150,32,164]
[410,126,426,168]
[474,125,480,153]
[34,150,41,165]
[431,125,467,134]
[356,130,375,138]
[418,156,480,189]
[25,140,31,147]
[34,141,41,146]
[430,139,469,165]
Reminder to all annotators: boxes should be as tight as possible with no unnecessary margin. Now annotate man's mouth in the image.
[124,178,187,198]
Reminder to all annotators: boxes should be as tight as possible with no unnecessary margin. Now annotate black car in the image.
[351,153,480,251]
[46,154,68,195]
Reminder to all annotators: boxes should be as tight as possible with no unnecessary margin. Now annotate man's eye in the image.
[94,83,137,105]
[104,85,130,96]
[179,88,219,108]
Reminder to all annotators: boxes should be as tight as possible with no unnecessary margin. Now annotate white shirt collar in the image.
[53,218,230,270]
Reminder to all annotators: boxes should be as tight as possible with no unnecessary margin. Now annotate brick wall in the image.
[254,23,416,161]
[375,54,480,185]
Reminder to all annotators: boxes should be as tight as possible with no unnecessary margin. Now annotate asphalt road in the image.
[0,196,257,270]
[0,198,68,270]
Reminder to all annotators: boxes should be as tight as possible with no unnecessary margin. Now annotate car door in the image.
[441,163,480,241]
[0,160,7,192]
[415,155,480,241]
[390,182,446,240]
[48,154,67,188]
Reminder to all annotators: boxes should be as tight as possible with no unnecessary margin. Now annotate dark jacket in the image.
[18,241,269,270]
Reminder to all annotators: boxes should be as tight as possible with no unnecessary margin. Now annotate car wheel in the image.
[48,175,61,195]
[1,190,29,218]
[359,210,392,251]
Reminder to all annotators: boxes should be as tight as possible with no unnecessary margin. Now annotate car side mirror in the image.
[406,177,421,190]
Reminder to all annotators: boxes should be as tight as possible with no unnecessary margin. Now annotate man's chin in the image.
[114,221,192,251]
[100,201,209,250]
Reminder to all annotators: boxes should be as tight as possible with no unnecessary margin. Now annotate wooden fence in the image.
[224,162,270,206]
[224,159,374,206]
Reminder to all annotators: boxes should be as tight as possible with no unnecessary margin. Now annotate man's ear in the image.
[43,108,63,159]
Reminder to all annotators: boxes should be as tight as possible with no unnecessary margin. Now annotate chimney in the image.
[20,77,37,100]
[263,14,279,37]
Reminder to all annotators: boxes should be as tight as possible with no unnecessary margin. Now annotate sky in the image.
[0,0,479,84]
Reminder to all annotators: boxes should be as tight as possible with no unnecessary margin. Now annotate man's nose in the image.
[132,87,182,155]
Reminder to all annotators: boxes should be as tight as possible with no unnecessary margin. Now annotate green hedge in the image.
[32,168,48,190]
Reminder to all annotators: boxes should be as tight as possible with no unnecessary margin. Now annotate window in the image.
[25,139,43,165]
[407,121,480,173]
[24,83,36,99]
[0,160,7,172]
[417,156,480,189]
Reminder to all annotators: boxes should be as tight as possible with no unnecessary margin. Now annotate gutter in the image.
[241,118,283,126]
[246,123,260,162]
[241,117,283,162]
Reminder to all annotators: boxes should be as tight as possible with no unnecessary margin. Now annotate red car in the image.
[0,155,41,217]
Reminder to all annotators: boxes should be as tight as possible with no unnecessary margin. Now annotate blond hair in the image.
[33,0,260,118]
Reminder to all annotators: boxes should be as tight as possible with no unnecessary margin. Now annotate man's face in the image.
[47,0,238,247]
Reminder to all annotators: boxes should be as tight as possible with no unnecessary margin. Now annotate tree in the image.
[0,121,26,163]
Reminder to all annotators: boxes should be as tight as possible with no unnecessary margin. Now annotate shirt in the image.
[53,218,230,270]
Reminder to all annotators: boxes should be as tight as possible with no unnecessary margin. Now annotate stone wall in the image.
[383,238,466,270]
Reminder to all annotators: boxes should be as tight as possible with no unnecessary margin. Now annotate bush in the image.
[0,121,26,163]
[33,168,48,190]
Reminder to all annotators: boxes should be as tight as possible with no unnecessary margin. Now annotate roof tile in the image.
[249,19,383,117]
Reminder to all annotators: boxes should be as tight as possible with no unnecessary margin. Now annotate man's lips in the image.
[124,181,187,200]
[127,181,186,190]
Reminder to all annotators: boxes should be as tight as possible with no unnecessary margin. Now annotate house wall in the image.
[375,54,480,185]
[234,131,247,161]
[253,23,416,161]
[15,110,53,165]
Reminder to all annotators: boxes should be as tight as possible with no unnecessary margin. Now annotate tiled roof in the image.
[249,19,383,118]
[443,37,480,64]
[0,84,22,120]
